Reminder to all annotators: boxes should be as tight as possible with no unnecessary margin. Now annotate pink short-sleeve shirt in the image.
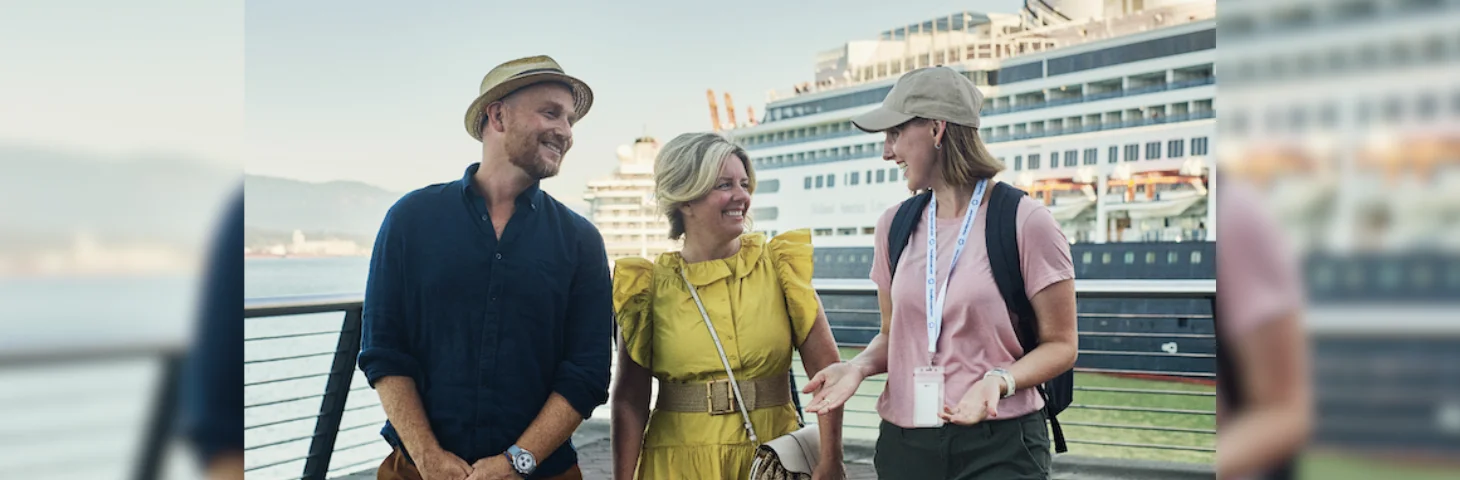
[870,192,1075,428]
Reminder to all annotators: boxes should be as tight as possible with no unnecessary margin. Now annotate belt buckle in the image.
[706,379,736,415]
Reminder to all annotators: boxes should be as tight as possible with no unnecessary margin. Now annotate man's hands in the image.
[466,454,521,480]
[414,447,474,480]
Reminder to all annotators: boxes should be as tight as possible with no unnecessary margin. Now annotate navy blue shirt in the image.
[358,164,612,476]
[180,187,244,465]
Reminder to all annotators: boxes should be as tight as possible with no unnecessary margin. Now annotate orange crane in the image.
[706,89,722,132]
[724,93,738,128]
[747,106,758,126]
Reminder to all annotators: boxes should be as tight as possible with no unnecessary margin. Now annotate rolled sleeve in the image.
[358,203,422,387]
[551,227,613,419]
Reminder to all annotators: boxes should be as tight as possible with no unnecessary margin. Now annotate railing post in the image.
[301,308,364,480]
[133,351,183,480]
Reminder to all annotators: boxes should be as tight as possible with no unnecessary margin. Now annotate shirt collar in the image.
[460,162,542,212]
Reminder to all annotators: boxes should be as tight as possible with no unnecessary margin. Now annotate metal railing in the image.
[245,294,372,480]
[242,279,1215,478]
[981,76,1215,116]
[0,341,185,480]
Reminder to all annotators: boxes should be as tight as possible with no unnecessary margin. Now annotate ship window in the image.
[1083,148,1097,165]
[889,168,900,180]
[862,227,875,235]
[1168,251,1178,264]
[1145,142,1162,160]
[815,176,824,189]
[1029,154,1041,169]
[1145,252,1156,264]
[877,169,886,183]
[1108,146,1118,164]
[1124,144,1139,162]
[1191,137,1209,156]
[826,174,836,188]
[1101,253,1111,264]
[1082,252,1092,264]
[804,177,813,189]
[1124,252,1135,264]
[1065,150,1078,167]
[1190,251,1203,264]
[758,179,780,193]
[1050,151,1060,167]
[862,254,871,263]
[814,228,833,236]
[1168,139,1185,158]
[1417,92,1439,120]
[850,171,861,185]
[1014,155,1023,171]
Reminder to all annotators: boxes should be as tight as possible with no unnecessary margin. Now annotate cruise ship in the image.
[724,0,1218,373]
[583,136,678,263]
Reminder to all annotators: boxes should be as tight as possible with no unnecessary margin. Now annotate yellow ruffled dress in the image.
[612,229,819,479]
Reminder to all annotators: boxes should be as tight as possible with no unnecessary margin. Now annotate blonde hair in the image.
[654,132,756,240]
[929,119,1004,189]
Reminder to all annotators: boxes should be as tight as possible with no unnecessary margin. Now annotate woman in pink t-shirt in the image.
[801,66,1078,479]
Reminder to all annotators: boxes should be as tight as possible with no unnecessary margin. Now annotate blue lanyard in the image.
[925,178,988,357]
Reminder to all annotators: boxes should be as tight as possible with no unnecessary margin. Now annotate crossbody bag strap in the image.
[679,267,759,443]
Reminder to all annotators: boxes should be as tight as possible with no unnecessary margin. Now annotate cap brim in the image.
[851,106,914,133]
[464,72,594,141]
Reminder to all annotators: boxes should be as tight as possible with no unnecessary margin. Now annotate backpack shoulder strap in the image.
[985,182,1038,354]
[886,191,933,280]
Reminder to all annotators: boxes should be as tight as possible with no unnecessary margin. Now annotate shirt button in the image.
[481,214,489,222]
[491,296,498,302]
[495,253,503,260]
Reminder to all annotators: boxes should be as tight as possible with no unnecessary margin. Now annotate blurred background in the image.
[0,0,1456,479]
[1216,0,1460,478]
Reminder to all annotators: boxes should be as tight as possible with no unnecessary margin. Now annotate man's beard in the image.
[505,125,566,180]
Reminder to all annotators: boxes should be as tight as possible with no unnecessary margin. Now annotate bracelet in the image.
[984,368,1016,398]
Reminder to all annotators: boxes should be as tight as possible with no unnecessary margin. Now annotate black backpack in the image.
[886,181,1074,453]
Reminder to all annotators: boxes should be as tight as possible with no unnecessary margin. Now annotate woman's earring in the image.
[934,142,942,150]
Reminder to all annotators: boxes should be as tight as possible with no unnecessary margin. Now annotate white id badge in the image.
[912,366,945,427]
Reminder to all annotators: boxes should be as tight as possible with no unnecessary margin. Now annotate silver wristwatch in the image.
[505,444,536,476]
[984,368,1017,398]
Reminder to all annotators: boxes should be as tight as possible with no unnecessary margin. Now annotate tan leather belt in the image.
[655,371,792,415]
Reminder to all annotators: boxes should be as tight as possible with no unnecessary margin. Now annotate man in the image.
[359,55,612,480]
[180,188,243,480]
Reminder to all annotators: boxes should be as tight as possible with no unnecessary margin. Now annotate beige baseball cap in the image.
[851,66,984,132]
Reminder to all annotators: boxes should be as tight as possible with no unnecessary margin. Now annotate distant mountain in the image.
[0,144,239,247]
[243,175,404,240]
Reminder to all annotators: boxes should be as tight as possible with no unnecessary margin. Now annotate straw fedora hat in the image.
[463,55,594,141]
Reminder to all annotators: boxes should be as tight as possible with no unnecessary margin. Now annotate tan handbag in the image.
[679,269,821,480]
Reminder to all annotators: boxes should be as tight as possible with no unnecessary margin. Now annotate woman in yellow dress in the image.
[609,132,846,479]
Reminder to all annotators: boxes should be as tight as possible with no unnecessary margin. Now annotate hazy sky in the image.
[243,0,1019,208]
[0,1,243,167]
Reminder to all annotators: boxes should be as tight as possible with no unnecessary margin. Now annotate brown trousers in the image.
[377,448,582,480]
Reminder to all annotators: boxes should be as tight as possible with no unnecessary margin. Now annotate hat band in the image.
[510,67,565,78]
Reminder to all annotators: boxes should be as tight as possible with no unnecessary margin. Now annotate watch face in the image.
[514,454,534,472]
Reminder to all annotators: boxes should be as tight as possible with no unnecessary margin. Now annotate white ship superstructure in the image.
[583,136,677,262]
[730,0,1217,252]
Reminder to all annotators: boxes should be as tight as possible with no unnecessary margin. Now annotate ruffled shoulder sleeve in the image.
[767,229,818,347]
[611,257,654,368]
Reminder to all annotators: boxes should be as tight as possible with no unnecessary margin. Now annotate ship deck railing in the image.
[239,279,1217,479]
